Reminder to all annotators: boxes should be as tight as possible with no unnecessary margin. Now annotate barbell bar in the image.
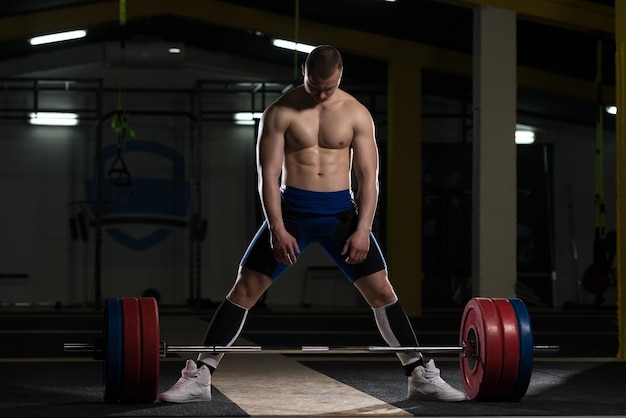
[63,296,559,403]
[64,342,559,356]
[164,343,558,355]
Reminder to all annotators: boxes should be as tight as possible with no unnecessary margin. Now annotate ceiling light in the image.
[605,105,618,115]
[29,112,79,126]
[168,47,182,54]
[29,30,87,46]
[272,39,316,53]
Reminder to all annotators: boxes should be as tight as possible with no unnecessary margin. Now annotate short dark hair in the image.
[304,45,343,79]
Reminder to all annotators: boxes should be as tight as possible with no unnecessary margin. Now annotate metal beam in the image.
[435,0,614,34]
[0,0,611,103]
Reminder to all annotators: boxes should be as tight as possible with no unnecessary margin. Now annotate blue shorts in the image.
[240,186,387,283]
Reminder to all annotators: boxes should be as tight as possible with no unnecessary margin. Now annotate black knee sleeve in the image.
[197,298,249,368]
[373,300,422,368]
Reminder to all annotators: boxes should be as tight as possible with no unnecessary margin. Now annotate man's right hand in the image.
[270,226,300,265]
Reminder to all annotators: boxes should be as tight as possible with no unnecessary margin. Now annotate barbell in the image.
[64,296,558,403]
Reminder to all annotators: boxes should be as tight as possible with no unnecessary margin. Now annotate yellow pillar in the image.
[472,6,517,298]
[616,0,626,360]
[387,60,422,316]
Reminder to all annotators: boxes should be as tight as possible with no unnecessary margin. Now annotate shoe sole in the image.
[159,395,212,403]
[408,393,468,402]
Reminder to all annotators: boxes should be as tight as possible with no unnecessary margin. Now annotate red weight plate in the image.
[138,297,160,403]
[491,298,520,400]
[121,297,141,402]
[474,298,504,399]
[459,297,503,400]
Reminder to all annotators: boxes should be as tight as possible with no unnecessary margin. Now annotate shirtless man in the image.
[159,45,467,403]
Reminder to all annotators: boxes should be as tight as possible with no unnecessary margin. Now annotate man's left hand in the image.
[341,229,370,264]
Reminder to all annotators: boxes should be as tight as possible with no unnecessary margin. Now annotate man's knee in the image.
[227,267,273,308]
[354,270,397,308]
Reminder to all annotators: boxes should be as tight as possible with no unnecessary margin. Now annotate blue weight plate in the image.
[508,298,533,401]
[104,298,123,403]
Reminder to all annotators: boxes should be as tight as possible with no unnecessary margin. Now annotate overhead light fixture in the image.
[29,112,79,126]
[29,29,87,46]
[606,105,618,115]
[272,38,316,53]
[168,47,182,54]
[234,112,263,126]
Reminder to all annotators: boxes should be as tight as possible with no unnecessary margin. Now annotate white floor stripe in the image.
[213,353,411,416]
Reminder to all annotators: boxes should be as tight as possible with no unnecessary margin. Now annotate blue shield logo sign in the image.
[86,140,190,251]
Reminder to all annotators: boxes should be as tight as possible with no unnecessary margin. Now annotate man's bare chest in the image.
[286,112,353,150]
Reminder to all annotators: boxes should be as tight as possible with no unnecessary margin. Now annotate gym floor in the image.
[0,302,624,417]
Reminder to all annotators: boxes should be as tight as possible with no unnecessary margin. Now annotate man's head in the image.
[302,45,343,102]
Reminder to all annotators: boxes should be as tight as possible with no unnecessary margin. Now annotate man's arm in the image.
[342,103,380,264]
[256,105,300,265]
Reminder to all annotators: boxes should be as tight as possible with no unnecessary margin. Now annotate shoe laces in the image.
[169,369,200,390]
[183,369,200,379]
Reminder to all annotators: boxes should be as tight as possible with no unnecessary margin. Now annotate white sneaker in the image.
[408,359,468,402]
[159,359,212,403]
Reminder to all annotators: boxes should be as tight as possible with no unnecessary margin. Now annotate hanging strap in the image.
[594,39,606,237]
[293,0,300,80]
[108,112,135,191]
[107,0,135,197]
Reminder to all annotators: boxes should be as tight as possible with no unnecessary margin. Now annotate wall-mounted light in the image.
[234,112,263,126]
[515,124,535,145]
[515,131,535,144]
[30,112,79,126]
[272,38,316,53]
[29,30,87,46]
[606,105,618,115]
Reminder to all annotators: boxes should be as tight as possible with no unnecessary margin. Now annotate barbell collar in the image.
[64,342,101,356]
[532,345,560,354]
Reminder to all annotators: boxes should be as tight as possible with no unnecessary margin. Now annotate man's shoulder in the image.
[336,91,371,116]
[268,86,305,109]
[262,89,304,124]
[334,88,364,105]
[279,84,306,100]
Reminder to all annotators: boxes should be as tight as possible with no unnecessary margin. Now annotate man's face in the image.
[302,67,342,103]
